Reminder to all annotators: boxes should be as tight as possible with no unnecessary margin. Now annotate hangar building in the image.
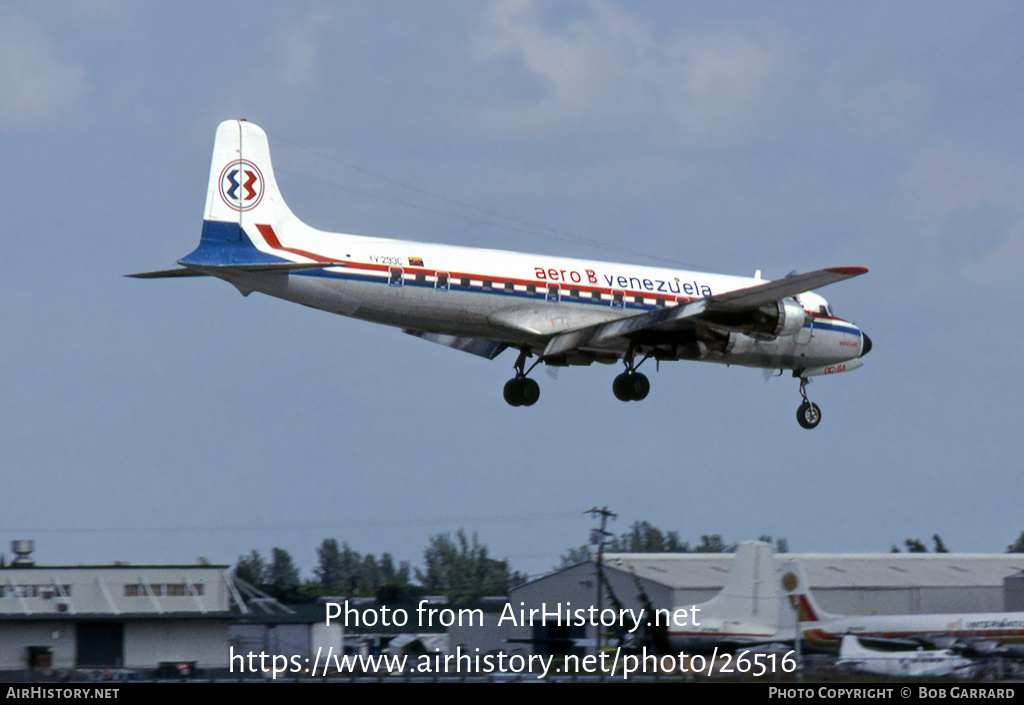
[509,551,1024,655]
[0,560,234,673]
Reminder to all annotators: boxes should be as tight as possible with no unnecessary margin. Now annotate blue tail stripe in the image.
[178,221,289,267]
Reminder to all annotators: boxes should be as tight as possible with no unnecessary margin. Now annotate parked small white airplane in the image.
[837,635,980,679]
[667,541,797,650]
[781,559,1024,655]
[130,120,871,427]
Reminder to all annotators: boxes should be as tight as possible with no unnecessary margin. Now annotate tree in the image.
[694,534,736,553]
[416,529,524,601]
[234,550,268,588]
[1007,531,1024,553]
[904,538,928,553]
[607,521,688,553]
[376,552,413,602]
[558,545,593,568]
[759,535,789,554]
[312,539,364,595]
[557,526,774,568]
[890,535,949,553]
[266,547,301,602]
[314,538,345,592]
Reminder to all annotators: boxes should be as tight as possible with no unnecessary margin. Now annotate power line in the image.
[266,129,701,269]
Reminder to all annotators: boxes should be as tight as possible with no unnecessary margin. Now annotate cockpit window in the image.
[819,305,832,317]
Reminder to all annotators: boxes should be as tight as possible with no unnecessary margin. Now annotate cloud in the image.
[471,0,788,147]
[895,140,1024,289]
[0,9,89,129]
[267,5,337,93]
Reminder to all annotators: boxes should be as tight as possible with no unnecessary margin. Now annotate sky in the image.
[1,1,1022,582]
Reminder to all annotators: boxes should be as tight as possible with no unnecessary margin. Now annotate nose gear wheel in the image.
[796,377,821,429]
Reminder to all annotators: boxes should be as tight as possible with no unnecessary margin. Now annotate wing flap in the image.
[544,299,707,357]
[405,331,508,360]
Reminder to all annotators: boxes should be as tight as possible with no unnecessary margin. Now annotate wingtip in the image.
[826,266,868,276]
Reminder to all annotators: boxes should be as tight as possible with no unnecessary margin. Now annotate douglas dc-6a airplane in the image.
[783,560,1024,656]
[130,120,871,428]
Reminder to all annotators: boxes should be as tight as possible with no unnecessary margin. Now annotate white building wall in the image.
[123,620,228,669]
[0,622,76,670]
[0,566,230,616]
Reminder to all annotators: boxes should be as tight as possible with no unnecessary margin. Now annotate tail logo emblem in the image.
[219,160,264,211]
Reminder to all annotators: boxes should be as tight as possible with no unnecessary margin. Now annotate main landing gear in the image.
[796,376,821,430]
[503,349,541,407]
[613,347,650,402]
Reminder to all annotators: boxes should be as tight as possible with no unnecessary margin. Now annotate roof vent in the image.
[11,540,34,566]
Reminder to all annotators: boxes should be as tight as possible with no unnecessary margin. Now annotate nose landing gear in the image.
[796,376,821,429]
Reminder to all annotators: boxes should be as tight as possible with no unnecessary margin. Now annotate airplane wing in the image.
[705,267,867,310]
[542,266,867,358]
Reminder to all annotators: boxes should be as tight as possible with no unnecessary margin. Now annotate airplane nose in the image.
[861,333,872,357]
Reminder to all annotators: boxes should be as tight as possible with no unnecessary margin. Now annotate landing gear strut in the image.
[796,377,821,429]
[613,346,650,402]
[503,349,541,407]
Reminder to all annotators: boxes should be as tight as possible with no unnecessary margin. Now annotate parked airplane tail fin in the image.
[778,558,836,623]
[698,541,789,628]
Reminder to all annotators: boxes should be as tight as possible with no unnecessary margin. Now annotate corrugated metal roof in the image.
[600,553,1024,590]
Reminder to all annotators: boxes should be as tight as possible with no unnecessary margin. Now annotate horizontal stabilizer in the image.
[124,267,208,279]
[126,261,345,279]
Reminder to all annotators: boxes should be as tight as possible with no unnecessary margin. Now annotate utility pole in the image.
[585,506,617,656]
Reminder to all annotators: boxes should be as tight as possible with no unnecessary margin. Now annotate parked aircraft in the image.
[666,541,797,651]
[781,559,1024,655]
[837,635,980,678]
[130,120,871,427]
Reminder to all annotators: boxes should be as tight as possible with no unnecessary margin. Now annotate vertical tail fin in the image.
[779,558,835,623]
[181,120,296,267]
[202,120,294,228]
[697,541,788,629]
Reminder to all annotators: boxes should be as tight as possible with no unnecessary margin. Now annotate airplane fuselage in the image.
[803,612,1024,650]
[219,221,866,370]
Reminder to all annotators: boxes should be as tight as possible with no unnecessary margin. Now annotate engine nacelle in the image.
[749,298,807,340]
[699,297,809,340]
